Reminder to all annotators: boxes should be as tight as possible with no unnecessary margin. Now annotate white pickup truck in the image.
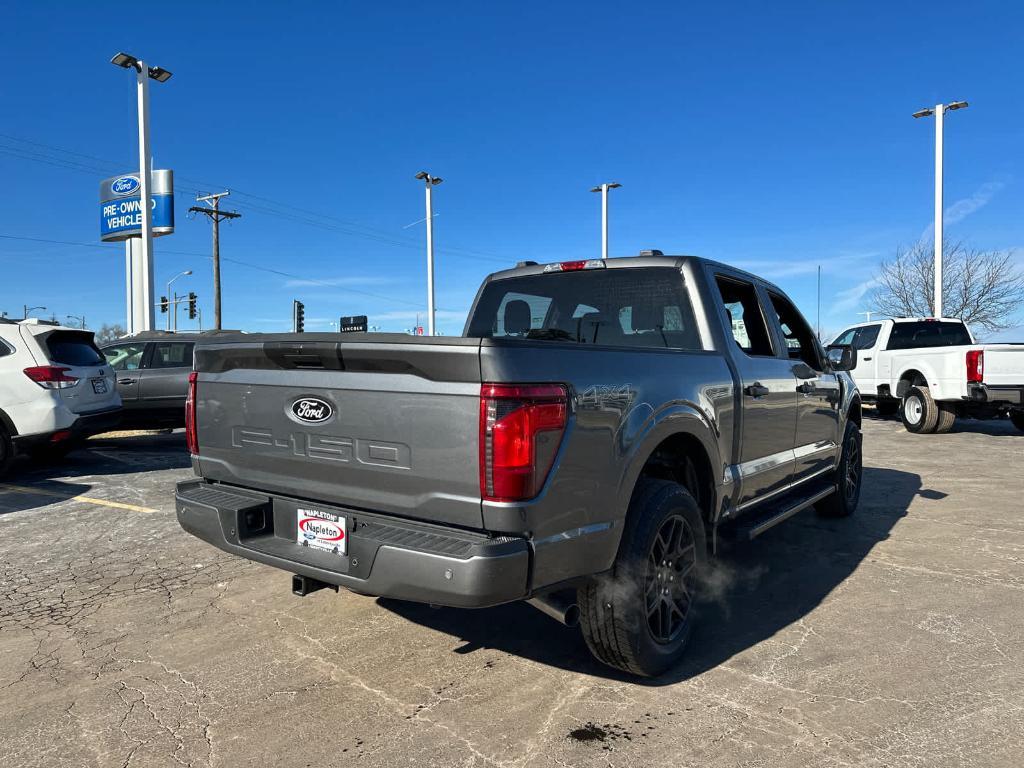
[830,318,1024,434]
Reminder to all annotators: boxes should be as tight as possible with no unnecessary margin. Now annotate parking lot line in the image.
[0,483,157,514]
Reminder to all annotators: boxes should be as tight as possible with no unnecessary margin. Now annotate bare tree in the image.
[871,241,1024,333]
[95,323,127,345]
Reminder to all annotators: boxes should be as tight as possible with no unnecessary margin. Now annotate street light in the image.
[23,305,45,319]
[166,270,192,331]
[111,51,173,333]
[913,100,969,318]
[415,171,443,336]
[589,182,622,260]
[66,314,86,329]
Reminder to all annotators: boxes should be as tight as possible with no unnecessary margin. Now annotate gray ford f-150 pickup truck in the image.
[176,253,862,676]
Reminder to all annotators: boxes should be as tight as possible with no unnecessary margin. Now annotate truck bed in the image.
[192,333,485,528]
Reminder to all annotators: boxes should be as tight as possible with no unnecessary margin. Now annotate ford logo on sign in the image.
[111,176,141,196]
[291,397,334,424]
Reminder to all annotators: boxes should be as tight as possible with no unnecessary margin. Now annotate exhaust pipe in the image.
[527,591,580,627]
[292,574,339,597]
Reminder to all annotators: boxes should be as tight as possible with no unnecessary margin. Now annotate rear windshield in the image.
[45,331,105,366]
[466,267,703,350]
[886,321,972,350]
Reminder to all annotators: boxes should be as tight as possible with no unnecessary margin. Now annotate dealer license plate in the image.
[91,378,108,394]
[296,507,347,556]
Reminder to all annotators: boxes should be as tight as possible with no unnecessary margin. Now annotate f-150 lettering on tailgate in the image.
[231,426,411,469]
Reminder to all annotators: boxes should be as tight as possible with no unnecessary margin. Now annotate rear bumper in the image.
[12,406,122,450]
[968,384,1023,406]
[175,479,530,608]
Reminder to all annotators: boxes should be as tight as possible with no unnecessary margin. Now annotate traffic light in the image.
[187,292,197,320]
[293,300,305,333]
[160,296,169,314]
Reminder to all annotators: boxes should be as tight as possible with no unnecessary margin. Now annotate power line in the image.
[0,233,429,309]
[0,133,510,264]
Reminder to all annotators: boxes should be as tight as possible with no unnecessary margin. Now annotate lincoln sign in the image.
[99,170,175,241]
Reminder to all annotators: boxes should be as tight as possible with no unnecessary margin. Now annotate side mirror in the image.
[827,344,857,371]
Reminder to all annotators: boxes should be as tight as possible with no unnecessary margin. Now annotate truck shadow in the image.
[380,466,924,684]
[0,432,189,515]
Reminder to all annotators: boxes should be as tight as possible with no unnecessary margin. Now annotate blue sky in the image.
[2,2,1022,339]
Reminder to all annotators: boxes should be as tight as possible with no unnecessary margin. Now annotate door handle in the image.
[797,382,815,395]
[744,383,770,398]
[862,356,872,361]
[119,378,137,385]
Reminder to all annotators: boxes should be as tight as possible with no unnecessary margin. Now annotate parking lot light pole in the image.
[111,52,173,333]
[589,182,621,260]
[166,270,192,331]
[912,101,968,318]
[66,314,86,329]
[415,171,443,335]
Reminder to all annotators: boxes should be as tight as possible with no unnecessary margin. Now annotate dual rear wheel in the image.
[901,385,956,434]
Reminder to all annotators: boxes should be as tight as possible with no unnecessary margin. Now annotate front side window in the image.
[854,324,881,349]
[468,267,702,350]
[768,292,823,370]
[103,343,147,371]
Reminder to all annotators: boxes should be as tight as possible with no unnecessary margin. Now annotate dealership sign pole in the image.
[136,61,156,331]
[110,53,173,333]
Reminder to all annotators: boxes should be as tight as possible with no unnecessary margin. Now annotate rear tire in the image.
[0,425,12,480]
[933,404,957,434]
[816,420,862,518]
[1010,411,1024,433]
[901,385,939,434]
[578,479,706,677]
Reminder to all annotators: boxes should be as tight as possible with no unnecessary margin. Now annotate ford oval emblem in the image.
[112,176,141,196]
[291,397,333,424]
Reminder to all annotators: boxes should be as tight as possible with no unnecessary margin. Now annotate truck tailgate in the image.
[192,335,484,528]
[982,344,1024,386]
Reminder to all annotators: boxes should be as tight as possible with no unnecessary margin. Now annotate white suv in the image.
[0,319,122,477]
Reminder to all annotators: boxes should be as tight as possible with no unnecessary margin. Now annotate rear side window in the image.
[0,339,13,358]
[150,342,195,369]
[714,276,774,356]
[467,267,702,350]
[886,321,972,350]
[45,332,104,366]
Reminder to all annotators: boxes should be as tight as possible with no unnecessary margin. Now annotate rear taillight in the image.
[480,383,568,502]
[23,366,79,389]
[185,371,199,455]
[966,350,984,384]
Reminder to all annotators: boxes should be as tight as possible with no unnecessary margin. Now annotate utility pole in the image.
[414,172,443,335]
[190,191,240,330]
[912,101,968,318]
[816,265,821,339]
[589,183,622,260]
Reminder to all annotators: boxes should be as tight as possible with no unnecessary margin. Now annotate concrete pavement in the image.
[1,417,1022,767]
